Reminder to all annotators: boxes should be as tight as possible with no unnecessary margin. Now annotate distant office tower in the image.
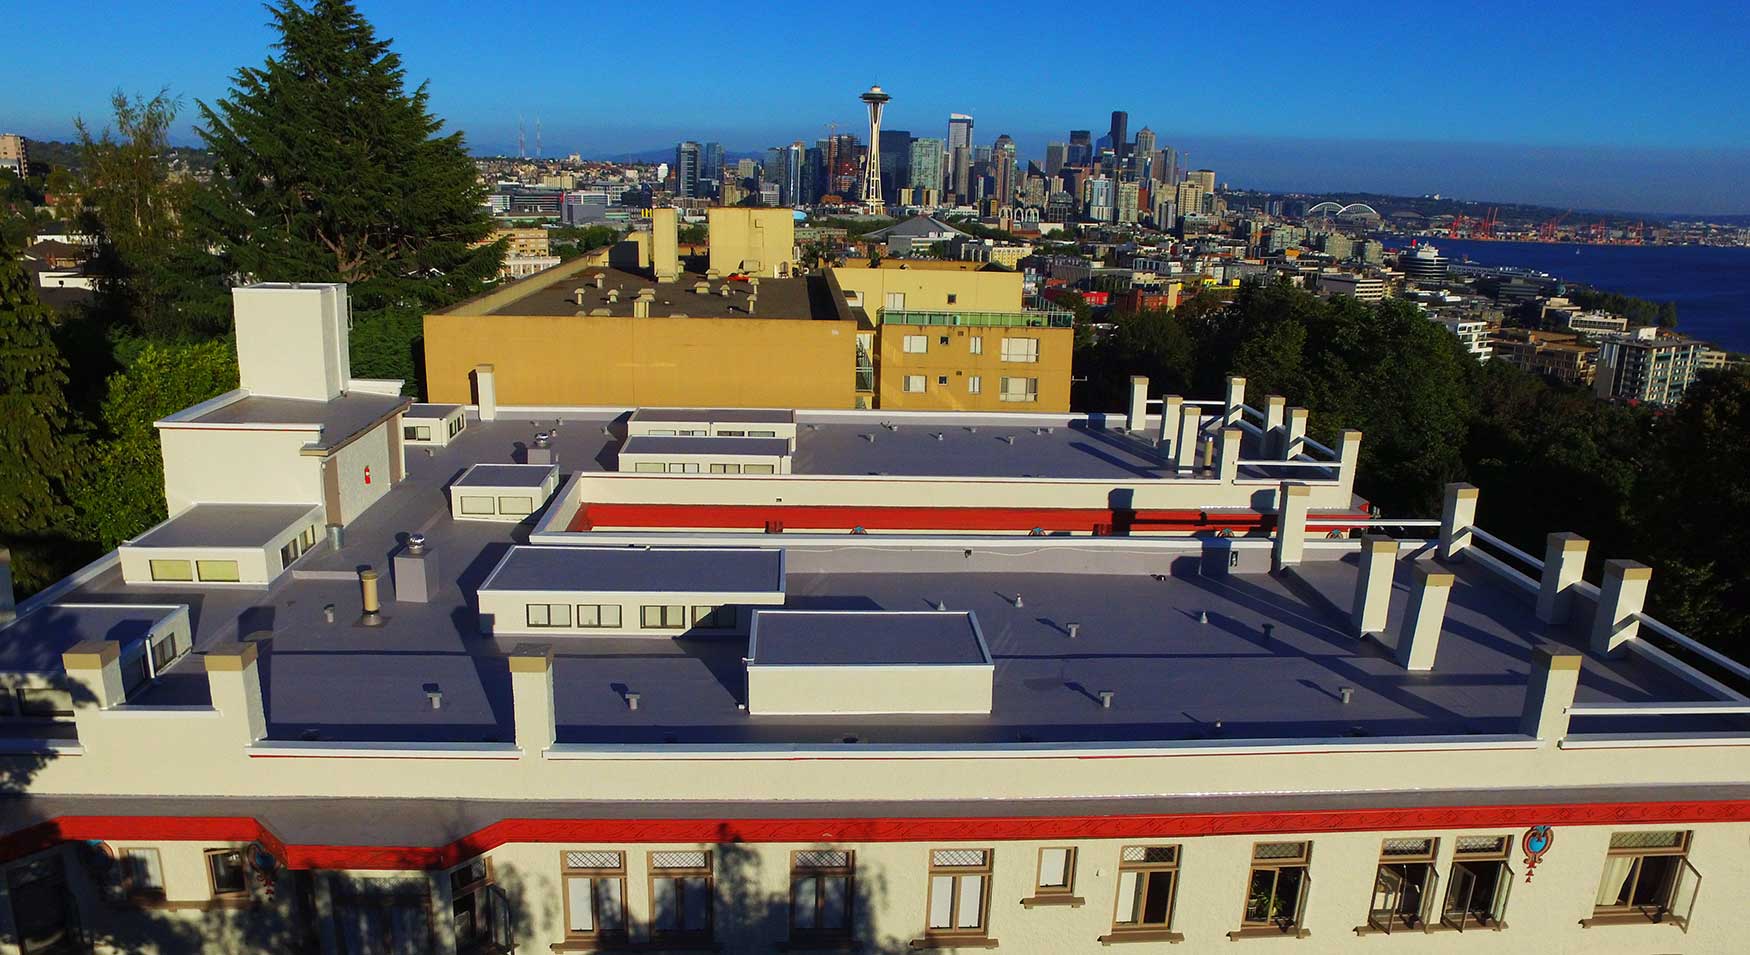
[1109,111,1129,158]
[1159,146,1177,188]
[992,135,1017,209]
[947,113,974,152]
[1067,130,1091,166]
[783,142,803,207]
[702,142,724,182]
[762,148,784,189]
[860,86,892,213]
[803,145,826,203]
[1175,179,1206,218]
[1116,180,1140,224]
[1086,176,1115,223]
[1045,142,1067,179]
[879,129,911,206]
[1133,127,1157,180]
[674,141,702,198]
[909,137,944,194]
[1190,168,1216,195]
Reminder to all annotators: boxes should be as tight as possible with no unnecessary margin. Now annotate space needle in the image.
[859,85,892,214]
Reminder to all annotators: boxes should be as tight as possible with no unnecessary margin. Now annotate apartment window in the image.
[1109,845,1181,939]
[744,464,775,474]
[925,849,991,940]
[460,495,496,514]
[969,336,984,355]
[280,539,301,569]
[938,335,950,346]
[149,559,193,582]
[692,606,737,630]
[903,334,928,353]
[748,430,777,438]
[301,525,318,549]
[563,851,627,942]
[1000,337,1039,363]
[1236,842,1310,937]
[7,856,76,955]
[1368,838,1437,933]
[649,429,677,436]
[710,463,743,474]
[999,376,1039,402]
[575,604,622,629]
[968,376,982,395]
[904,375,926,393]
[642,605,687,629]
[666,463,700,474]
[449,858,505,953]
[937,375,949,385]
[195,559,240,583]
[791,850,853,944]
[206,848,249,900]
[1442,835,1513,931]
[677,429,707,436]
[497,496,534,516]
[118,848,165,901]
[17,689,74,719]
[404,425,432,441]
[148,632,181,673]
[1589,831,1699,927]
[633,462,665,473]
[448,417,463,438]
[526,603,572,628]
[650,850,713,940]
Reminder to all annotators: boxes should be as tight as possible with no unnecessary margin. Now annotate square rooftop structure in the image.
[476,545,786,637]
[745,610,995,716]
[617,435,793,474]
[627,407,798,445]
[402,402,466,447]
[117,503,325,586]
[449,464,560,523]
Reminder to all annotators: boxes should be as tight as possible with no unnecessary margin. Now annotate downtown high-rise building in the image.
[674,141,702,198]
[1067,130,1092,166]
[1109,110,1129,159]
[1085,175,1115,223]
[702,142,725,182]
[1044,142,1067,179]
[879,129,912,206]
[908,137,944,194]
[1133,127,1157,181]
[947,113,974,200]
[992,134,1017,209]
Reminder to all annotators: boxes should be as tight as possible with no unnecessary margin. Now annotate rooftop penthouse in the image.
[0,282,1744,954]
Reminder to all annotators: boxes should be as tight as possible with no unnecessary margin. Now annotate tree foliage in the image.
[0,241,80,590]
[1567,287,1678,329]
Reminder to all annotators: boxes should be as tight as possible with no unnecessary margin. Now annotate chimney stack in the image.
[1437,483,1479,561]
[1395,565,1454,671]
[1537,532,1589,625]
[1591,560,1651,656]
[1520,648,1582,743]
[1271,482,1310,571]
[1351,535,1396,636]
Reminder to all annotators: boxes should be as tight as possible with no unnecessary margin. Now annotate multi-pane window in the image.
[903,334,928,353]
[926,849,991,939]
[118,848,164,901]
[999,376,1038,402]
[791,850,853,943]
[1240,842,1310,935]
[526,603,572,628]
[1113,845,1180,934]
[1592,831,1698,925]
[641,605,687,629]
[562,851,626,942]
[692,606,737,630]
[448,417,463,438]
[206,848,248,899]
[1442,835,1513,931]
[1035,847,1076,899]
[404,425,432,441]
[450,858,508,953]
[1369,838,1437,932]
[709,464,743,474]
[666,463,700,473]
[969,336,984,355]
[650,850,713,940]
[574,604,621,629]
[904,375,926,393]
[1000,337,1039,362]
[968,376,982,395]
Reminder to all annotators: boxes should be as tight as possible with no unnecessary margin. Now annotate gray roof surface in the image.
[864,215,966,240]
[620,436,790,457]
[405,403,463,419]
[480,545,785,595]
[33,412,1744,746]
[129,503,319,549]
[632,408,796,424]
[454,463,557,488]
[0,604,180,673]
[487,267,834,321]
[751,611,989,666]
[187,392,409,452]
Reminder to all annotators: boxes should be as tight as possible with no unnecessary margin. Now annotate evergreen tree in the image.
[194,0,500,374]
[0,241,79,590]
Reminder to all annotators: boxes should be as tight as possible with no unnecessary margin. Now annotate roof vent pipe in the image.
[625,692,641,711]
[1066,622,1080,639]
[534,432,551,449]
[1099,691,1115,709]
[406,534,427,556]
[359,568,380,615]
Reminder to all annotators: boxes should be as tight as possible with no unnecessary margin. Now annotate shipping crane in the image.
[1477,207,1498,239]
[1539,210,1570,242]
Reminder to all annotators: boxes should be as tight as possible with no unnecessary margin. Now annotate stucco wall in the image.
[330,420,396,525]
[158,429,323,516]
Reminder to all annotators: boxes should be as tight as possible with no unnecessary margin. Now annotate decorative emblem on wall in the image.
[1522,825,1554,882]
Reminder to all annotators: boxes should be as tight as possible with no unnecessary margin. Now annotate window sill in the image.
[550,942,712,954]
[776,939,859,953]
[1579,913,1686,930]
[1020,894,1084,909]
[909,937,999,950]
[1098,929,1185,945]
[1226,927,1310,941]
[1352,923,1431,937]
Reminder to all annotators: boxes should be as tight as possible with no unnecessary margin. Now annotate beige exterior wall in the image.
[707,207,795,277]
[158,429,323,516]
[117,504,321,586]
[617,448,791,475]
[231,284,349,401]
[830,266,1024,314]
[745,663,993,715]
[422,313,857,409]
[329,419,397,526]
[477,588,782,638]
[449,472,561,523]
[876,325,1073,412]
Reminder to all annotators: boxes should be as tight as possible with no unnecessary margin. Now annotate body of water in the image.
[1386,237,1750,352]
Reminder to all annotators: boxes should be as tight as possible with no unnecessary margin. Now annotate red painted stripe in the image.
[6,799,1746,872]
[567,503,1369,535]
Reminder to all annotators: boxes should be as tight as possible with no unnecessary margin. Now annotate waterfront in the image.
[1387,236,1750,352]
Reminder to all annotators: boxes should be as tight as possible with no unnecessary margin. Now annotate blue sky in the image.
[4,0,1749,214]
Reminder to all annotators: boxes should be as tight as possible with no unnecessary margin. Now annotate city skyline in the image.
[3,0,1750,213]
